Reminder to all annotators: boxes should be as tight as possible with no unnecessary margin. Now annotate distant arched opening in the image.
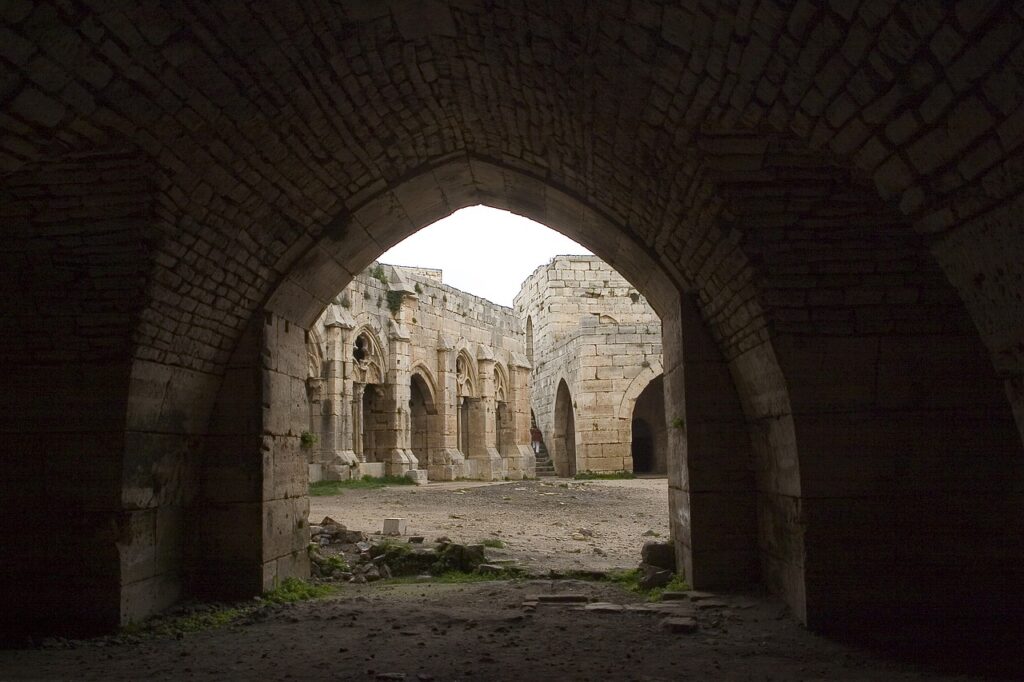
[409,373,435,465]
[552,379,577,477]
[630,375,666,475]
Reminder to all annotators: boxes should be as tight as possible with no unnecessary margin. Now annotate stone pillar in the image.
[504,354,536,478]
[428,336,465,480]
[378,312,417,477]
[352,383,365,462]
[321,310,358,480]
[466,346,503,480]
[193,313,310,601]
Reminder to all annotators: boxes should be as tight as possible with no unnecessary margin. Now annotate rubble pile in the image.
[308,517,499,583]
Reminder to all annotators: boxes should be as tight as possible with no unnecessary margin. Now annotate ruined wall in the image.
[306,263,534,482]
[515,256,663,474]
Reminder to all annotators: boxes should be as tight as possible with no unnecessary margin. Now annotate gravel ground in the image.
[1,479,1013,680]
[310,477,671,574]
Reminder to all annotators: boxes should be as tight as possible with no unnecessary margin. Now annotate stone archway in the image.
[630,375,666,475]
[552,379,578,478]
[409,372,437,468]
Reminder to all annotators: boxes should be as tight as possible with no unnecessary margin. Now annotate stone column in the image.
[378,285,420,478]
[466,346,503,480]
[321,308,358,480]
[352,382,365,462]
[428,335,465,480]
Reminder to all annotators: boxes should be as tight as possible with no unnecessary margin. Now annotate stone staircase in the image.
[534,441,556,477]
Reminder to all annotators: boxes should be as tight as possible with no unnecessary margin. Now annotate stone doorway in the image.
[409,373,436,466]
[630,375,666,475]
[552,379,577,477]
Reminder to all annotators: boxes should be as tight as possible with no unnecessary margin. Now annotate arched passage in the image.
[551,379,578,478]
[409,371,437,468]
[1,5,1022,652]
[630,375,666,475]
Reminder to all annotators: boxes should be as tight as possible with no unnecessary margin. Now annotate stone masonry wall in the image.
[306,262,534,482]
[515,256,663,475]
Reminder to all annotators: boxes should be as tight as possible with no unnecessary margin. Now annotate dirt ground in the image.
[0,479,1013,680]
[311,478,671,574]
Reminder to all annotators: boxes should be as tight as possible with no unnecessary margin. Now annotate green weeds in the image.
[309,475,415,496]
[119,578,334,639]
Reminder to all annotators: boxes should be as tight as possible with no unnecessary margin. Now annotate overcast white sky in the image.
[380,205,592,307]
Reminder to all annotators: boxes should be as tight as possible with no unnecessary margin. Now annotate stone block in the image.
[405,469,428,485]
[383,518,407,536]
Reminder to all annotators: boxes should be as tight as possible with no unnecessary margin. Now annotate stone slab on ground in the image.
[531,594,590,603]
[662,616,699,633]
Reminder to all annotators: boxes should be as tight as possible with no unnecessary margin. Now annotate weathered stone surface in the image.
[515,257,665,476]
[304,263,534,483]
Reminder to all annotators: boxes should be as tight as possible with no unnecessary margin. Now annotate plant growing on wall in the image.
[300,431,318,448]
[386,290,403,316]
[414,282,423,294]
[370,264,388,285]
[340,295,351,309]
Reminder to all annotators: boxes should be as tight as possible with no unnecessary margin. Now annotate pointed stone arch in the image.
[409,363,439,416]
[616,360,665,422]
[350,324,387,386]
[551,378,577,478]
[454,347,477,399]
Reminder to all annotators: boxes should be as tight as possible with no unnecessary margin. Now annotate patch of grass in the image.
[309,475,415,496]
[575,568,689,601]
[480,538,505,549]
[262,577,333,604]
[382,567,524,586]
[604,568,644,592]
[573,470,636,480]
[119,579,334,640]
[121,606,246,638]
[646,574,691,602]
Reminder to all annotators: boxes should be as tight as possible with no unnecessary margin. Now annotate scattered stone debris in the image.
[309,517,503,583]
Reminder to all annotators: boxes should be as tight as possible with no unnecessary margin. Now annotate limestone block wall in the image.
[515,256,663,475]
[306,263,534,482]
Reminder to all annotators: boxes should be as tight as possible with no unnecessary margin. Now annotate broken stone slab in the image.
[661,591,689,601]
[641,540,675,571]
[661,616,698,634]
[528,594,589,603]
[638,562,673,589]
[695,600,728,610]
[648,603,697,617]
[583,602,624,613]
[383,518,407,536]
